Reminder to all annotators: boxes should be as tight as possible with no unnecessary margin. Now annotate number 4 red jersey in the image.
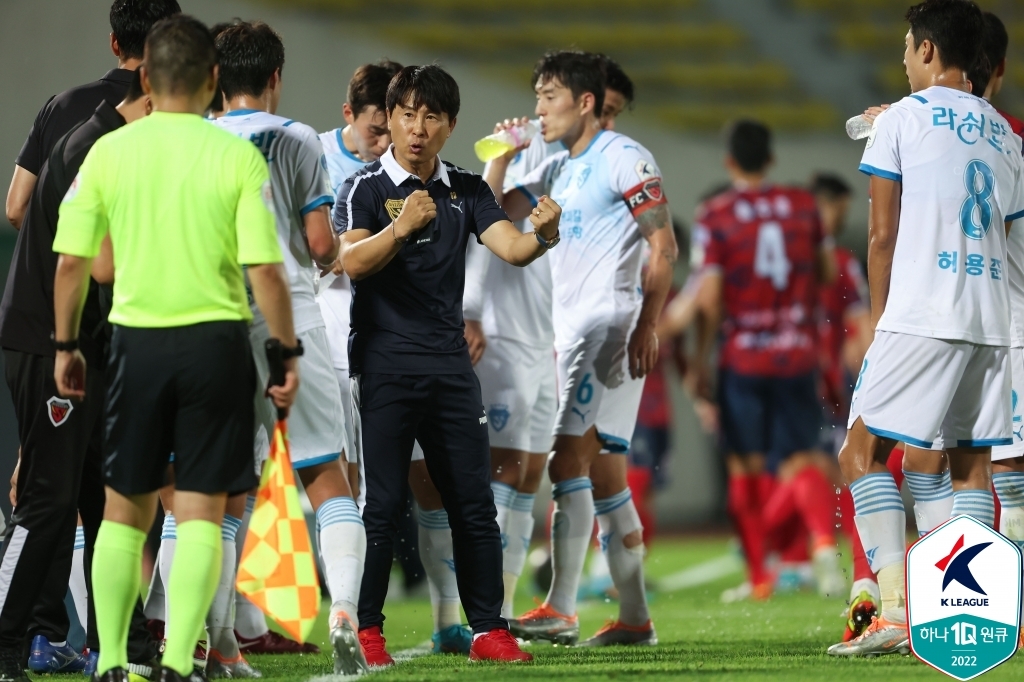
[694,185,822,377]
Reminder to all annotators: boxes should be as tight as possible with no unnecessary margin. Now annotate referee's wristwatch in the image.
[535,229,561,249]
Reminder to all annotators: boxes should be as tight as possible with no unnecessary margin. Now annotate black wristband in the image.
[53,338,79,352]
[281,338,304,360]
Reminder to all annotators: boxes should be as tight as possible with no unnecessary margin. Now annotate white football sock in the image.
[316,497,365,626]
[69,526,88,631]
[491,482,515,545]
[158,514,177,630]
[994,472,1024,550]
[849,474,906,573]
[207,515,242,657]
[144,551,166,621]
[501,493,535,619]
[951,488,995,528]
[595,488,649,627]
[417,508,461,632]
[877,562,907,623]
[546,477,594,617]
[903,470,953,536]
[233,495,269,639]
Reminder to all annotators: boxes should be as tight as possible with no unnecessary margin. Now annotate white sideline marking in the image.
[656,553,743,592]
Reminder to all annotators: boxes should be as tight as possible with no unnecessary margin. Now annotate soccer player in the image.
[464,53,637,623]
[337,64,557,666]
[828,0,1024,657]
[51,14,299,682]
[487,51,677,647]
[689,120,837,604]
[212,22,368,676]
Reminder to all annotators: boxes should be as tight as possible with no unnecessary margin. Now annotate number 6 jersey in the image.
[860,86,1024,346]
[694,184,822,377]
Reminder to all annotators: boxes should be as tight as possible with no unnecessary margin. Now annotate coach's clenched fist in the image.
[393,189,436,242]
[529,195,561,241]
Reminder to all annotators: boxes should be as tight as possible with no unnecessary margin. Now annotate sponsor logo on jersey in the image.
[385,198,405,222]
[635,159,657,181]
[47,397,73,427]
[452,201,464,214]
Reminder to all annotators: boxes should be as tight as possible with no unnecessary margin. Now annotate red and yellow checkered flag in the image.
[236,420,321,643]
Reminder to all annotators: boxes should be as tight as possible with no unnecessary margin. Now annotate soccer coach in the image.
[50,16,299,682]
[336,64,559,664]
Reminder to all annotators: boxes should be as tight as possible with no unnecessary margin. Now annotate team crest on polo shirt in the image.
[385,199,405,221]
[47,396,73,427]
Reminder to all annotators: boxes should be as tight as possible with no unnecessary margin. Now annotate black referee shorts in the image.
[104,321,258,496]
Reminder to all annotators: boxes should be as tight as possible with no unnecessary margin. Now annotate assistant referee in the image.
[50,16,300,682]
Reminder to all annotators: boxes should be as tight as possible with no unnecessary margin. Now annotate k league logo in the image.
[907,515,1022,680]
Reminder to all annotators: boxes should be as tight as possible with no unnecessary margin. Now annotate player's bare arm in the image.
[340,189,435,280]
[52,253,93,399]
[5,165,36,230]
[627,203,678,379]
[693,269,723,399]
[866,175,901,330]
[304,204,340,270]
[91,235,114,284]
[478,195,561,267]
[247,262,300,410]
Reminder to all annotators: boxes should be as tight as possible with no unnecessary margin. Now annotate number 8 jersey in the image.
[694,184,822,377]
[860,86,1024,346]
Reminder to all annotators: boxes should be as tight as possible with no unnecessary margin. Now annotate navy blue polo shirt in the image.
[335,147,509,375]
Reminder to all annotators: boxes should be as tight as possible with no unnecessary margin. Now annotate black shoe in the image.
[91,667,129,682]
[0,647,28,682]
[159,665,206,682]
[128,655,162,681]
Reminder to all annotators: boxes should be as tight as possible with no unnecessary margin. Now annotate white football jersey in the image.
[316,128,371,371]
[1008,217,1024,349]
[467,122,562,348]
[861,86,1024,346]
[214,110,334,335]
[515,131,667,347]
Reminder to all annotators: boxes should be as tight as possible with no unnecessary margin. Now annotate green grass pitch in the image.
[243,537,1024,680]
[72,538,1024,681]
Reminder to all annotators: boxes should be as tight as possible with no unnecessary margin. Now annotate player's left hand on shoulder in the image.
[627,324,659,379]
[529,195,561,239]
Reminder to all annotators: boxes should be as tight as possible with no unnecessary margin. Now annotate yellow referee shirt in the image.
[53,111,282,328]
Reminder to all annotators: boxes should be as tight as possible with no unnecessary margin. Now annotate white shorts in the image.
[554,327,645,453]
[252,326,346,470]
[993,347,1024,461]
[475,337,557,453]
[848,330,1011,450]
[329,370,360,466]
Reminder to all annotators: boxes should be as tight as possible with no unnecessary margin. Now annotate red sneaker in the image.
[469,629,533,663]
[358,626,394,668]
[235,630,321,655]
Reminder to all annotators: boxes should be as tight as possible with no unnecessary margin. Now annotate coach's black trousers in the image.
[2,350,155,661]
[356,372,506,634]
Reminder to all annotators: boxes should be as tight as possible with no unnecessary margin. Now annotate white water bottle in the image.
[846,115,874,141]
[474,120,538,162]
